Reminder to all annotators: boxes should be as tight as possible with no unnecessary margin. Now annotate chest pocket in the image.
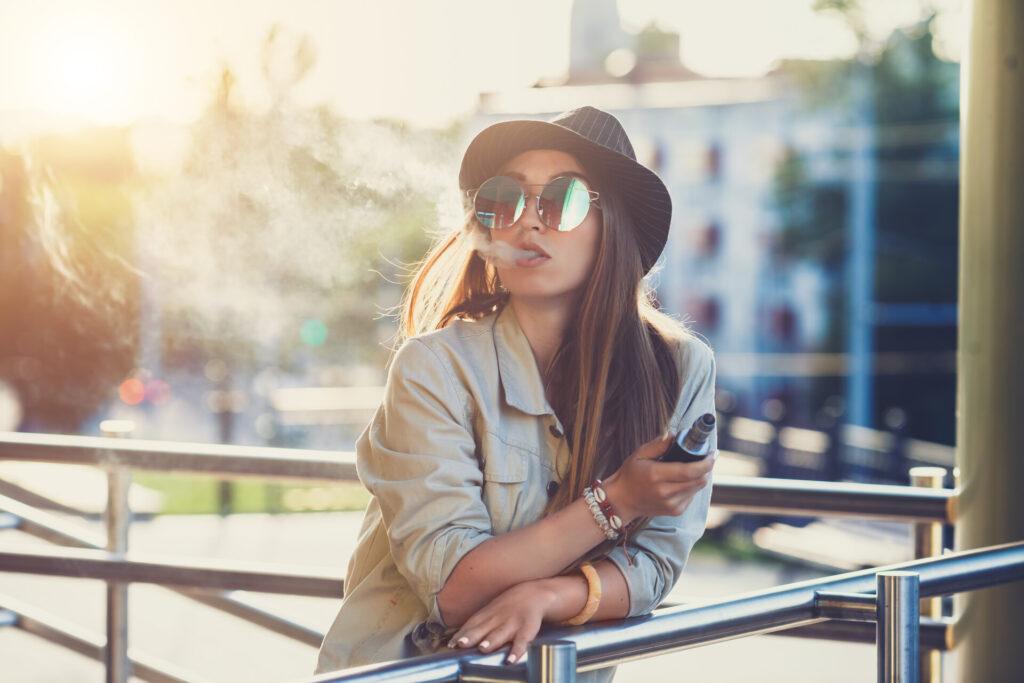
[479,432,531,535]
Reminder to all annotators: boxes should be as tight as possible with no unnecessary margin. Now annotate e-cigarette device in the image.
[660,412,715,463]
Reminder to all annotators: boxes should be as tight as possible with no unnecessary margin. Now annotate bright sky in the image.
[0,0,963,140]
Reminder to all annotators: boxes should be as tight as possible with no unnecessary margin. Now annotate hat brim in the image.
[459,119,672,275]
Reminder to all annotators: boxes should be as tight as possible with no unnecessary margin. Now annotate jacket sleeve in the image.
[354,337,493,629]
[603,336,717,617]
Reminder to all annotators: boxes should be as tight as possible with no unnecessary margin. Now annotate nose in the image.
[514,190,547,233]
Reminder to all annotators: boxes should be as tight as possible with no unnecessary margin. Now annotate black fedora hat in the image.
[459,105,672,276]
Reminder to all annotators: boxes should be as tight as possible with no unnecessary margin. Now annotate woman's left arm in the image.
[446,557,630,664]
[449,339,717,661]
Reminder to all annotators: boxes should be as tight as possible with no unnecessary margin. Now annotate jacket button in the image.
[547,480,560,497]
[549,424,564,439]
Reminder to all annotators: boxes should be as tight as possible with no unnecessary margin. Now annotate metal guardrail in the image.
[0,428,1007,683]
[308,541,1024,683]
[0,430,953,519]
[0,429,356,481]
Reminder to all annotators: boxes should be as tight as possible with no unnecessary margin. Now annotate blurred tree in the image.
[771,5,959,441]
[140,23,463,388]
[1,22,466,436]
[0,138,141,431]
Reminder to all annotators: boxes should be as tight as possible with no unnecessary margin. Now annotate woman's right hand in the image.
[603,432,717,522]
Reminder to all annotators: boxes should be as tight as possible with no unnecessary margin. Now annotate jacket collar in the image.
[492,302,556,417]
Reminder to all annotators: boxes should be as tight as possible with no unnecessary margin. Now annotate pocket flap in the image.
[481,434,530,483]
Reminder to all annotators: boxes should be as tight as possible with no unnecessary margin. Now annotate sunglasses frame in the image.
[464,174,602,232]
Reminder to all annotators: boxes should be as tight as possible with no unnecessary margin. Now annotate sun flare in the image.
[29,11,145,125]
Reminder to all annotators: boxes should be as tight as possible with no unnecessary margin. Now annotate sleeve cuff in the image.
[424,527,494,630]
[604,539,665,617]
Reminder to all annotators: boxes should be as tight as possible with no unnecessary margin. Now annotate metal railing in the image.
[0,428,1014,683]
[306,541,1024,683]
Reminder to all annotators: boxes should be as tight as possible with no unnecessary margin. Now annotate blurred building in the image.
[461,0,959,440]
[462,0,835,425]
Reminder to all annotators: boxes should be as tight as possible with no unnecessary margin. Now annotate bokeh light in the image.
[300,318,328,347]
[118,377,146,405]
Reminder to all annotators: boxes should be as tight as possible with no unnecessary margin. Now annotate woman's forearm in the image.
[437,480,635,626]
[536,558,631,623]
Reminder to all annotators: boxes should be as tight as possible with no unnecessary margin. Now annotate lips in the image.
[518,242,550,258]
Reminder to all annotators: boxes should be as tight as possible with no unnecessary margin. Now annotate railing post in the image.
[886,410,910,483]
[527,639,577,683]
[100,419,134,683]
[818,396,845,482]
[956,0,1024,679]
[762,400,785,479]
[910,466,946,683]
[877,571,920,683]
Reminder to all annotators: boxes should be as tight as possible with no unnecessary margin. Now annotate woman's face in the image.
[488,148,601,302]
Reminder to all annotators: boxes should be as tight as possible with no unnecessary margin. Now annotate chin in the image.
[506,281,580,300]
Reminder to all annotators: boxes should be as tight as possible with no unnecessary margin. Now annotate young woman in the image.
[315,106,718,681]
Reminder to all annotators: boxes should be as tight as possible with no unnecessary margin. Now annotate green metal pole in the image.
[954,1,1024,681]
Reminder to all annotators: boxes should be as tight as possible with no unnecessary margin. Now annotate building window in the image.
[687,294,721,331]
[706,142,722,181]
[769,304,797,342]
[691,220,721,257]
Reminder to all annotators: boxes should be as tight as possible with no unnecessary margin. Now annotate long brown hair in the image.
[393,151,700,558]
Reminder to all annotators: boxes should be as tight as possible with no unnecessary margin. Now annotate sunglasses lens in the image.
[540,176,593,231]
[473,175,594,231]
[474,176,525,229]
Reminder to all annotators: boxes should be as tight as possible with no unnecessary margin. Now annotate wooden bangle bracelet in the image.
[560,561,602,626]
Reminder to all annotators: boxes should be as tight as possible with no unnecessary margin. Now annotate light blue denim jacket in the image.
[315,302,717,680]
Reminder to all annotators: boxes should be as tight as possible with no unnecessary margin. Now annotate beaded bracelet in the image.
[588,478,642,567]
[577,477,643,567]
[583,486,619,540]
[591,478,624,533]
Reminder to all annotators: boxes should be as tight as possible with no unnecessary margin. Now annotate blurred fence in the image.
[0,423,972,683]
[715,406,954,487]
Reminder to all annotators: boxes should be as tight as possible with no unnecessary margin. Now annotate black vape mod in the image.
[660,412,716,463]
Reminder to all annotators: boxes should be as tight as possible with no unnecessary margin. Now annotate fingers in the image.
[448,613,488,649]
[448,616,512,654]
[667,490,697,516]
[633,432,675,460]
[656,474,709,499]
[449,617,540,666]
[506,616,542,664]
[654,451,717,483]
[477,623,516,654]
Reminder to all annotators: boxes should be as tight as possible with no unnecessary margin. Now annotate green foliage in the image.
[771,9,959,354]
[1,22,462,433]
[145,24,453,378]
[772,152,848,268]
[134,471,371,515]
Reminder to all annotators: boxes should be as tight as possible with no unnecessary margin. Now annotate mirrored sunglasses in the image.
[465,175,601,232]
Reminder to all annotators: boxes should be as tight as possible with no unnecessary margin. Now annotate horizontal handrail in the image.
[0,431,355,482]
[0,591,205,683]
[716,475,954,522]
[1,540,1018,682]
[307,541,1024,683]
[0,545,343,598]
[0,431,955,522]
[0,488,948,652]
[0,428,970,682]
[0,491,325,646]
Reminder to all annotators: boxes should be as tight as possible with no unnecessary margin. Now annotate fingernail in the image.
[480,640,490,649]
[447,640,456,648]
[507,653,518,664]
